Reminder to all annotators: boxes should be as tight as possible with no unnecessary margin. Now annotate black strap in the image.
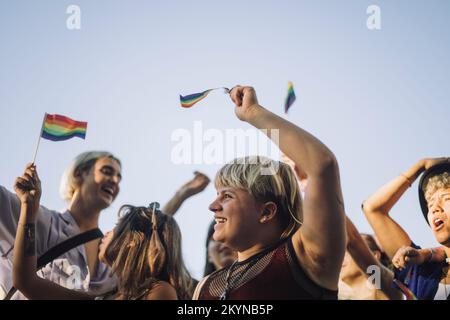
[4,228,103,300]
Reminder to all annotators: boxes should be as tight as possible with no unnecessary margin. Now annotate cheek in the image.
[94,172,104,184]
[444,204,450,215]
[427,212,433,225]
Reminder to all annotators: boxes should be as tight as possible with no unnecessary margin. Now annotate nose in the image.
[111,173,121,185]
[209,198,221,213]
[431,202,443,215]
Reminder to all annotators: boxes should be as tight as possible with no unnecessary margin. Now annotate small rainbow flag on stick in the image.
[42,113,87,141]
[180,87,230,108]
[32,113,87,163]
[284,81,296,114]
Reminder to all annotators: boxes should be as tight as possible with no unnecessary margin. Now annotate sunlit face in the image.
[209,186,262,251]
[426,187,450,246]
[207,237,238,270]
[98,230,114,265]
[78,157,122,210]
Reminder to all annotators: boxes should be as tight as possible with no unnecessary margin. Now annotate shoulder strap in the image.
[4,228,103,300]
[36,228,103,269]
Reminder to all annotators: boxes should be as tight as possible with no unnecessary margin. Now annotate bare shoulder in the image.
[145,281,178,300]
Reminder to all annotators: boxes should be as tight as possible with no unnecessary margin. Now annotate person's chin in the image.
[437,232,450,246]
[213,232,225,243]
[97,196,114,209]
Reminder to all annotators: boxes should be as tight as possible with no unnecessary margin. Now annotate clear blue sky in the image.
[1,0,449,279]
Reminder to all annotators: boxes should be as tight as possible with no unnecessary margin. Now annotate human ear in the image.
[260,202,277,223]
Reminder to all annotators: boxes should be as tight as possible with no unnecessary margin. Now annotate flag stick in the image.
[32,113,47,164]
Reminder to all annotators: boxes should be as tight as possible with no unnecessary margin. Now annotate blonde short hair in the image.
[215,156,302,239]
[59,151,121,201]
[424,171,450,203]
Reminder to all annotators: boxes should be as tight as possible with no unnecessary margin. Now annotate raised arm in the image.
[162,171,210,216]
[346,216,402,300]
[362,158,448,259]
[12,164,91,300]
[229,86,346,290]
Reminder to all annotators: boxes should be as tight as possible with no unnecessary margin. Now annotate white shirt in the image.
[434,282,450,300]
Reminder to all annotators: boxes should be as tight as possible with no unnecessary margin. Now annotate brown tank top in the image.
[198,237,337,300]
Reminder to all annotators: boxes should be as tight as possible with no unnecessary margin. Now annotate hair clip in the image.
[149,202,160,211]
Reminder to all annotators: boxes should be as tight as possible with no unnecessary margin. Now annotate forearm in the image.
[162,191,189,216]
[363,160,425,215]
[248,107,337,176]
[346,217,380,275]
[418,247,447,263]
[13,204,38,291]
[346,219,401,299]
[13,204,92,299]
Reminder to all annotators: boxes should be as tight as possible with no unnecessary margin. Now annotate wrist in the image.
[402,161,425,184]
[417,159,427,172]
[246,106,270,127]
[19,204,38,223]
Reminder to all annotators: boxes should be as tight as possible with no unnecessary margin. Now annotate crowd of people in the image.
[1,86,449,300]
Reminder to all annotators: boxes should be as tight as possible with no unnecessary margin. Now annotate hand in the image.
[392,246,428,270]
[229,85,263,122]
[14,163,41,214]
[178,171,210,198]
[422,157,450,170]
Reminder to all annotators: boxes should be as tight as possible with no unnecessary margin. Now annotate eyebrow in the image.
[101,165,122,179]
[217,188,236,195]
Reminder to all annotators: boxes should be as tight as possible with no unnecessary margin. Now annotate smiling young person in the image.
[362,158,450,299]
[193,85,346,300]
[0,151,122,299]
[11,165,194,299]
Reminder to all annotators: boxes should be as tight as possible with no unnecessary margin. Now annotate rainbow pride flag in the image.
[180,89,214,108]
[284,81,296,113]
[42,114,87,141]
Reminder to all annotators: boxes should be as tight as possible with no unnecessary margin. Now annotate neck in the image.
[237,229,283,262]
[442,247,450,278]
[68,194,101,231]
[443,247,450,263]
